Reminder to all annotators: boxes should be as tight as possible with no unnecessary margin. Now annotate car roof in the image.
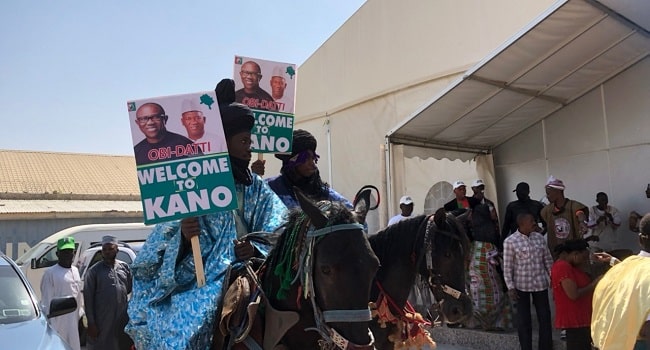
[39,223,153,243]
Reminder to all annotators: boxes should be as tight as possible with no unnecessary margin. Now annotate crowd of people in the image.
[392,176,650,350]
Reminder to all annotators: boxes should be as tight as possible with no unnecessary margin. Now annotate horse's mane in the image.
[369,215,428,268]
[369,211,471,274]
[265,201,355,299]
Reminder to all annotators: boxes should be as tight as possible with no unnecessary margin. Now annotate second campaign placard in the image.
[234,55,296,154]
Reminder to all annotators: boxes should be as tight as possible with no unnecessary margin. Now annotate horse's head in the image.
[422,208,472,324]
[266,188,379,349]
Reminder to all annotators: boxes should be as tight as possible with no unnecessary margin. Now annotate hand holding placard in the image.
[181,217,206,287]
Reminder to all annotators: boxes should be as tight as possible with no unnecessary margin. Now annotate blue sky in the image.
[0,1,365,155]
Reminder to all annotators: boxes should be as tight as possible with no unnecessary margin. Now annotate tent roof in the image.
[387,0,650,154]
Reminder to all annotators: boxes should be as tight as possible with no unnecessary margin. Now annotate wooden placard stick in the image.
[191,236,206,287]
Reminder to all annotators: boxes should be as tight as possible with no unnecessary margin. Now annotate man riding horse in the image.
[126,79,287,350]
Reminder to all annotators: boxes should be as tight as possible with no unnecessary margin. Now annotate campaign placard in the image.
[127,92,237,224]
[233,55,296,154]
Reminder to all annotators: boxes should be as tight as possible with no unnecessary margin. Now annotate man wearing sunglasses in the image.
[133,102,201,165]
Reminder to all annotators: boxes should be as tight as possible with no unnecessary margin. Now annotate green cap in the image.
[57,237,76,251]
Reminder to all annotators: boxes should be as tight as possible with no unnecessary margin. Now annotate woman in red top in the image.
[551,239,601,350]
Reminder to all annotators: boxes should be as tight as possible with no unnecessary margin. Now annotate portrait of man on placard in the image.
[132,102,201,165]
[235,60,278,111]
[180,98,227,154]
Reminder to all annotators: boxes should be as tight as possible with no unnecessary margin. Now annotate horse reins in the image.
[420,214,466,319]
[299,221,375,350]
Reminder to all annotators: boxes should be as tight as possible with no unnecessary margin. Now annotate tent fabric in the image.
[387,0,650,153]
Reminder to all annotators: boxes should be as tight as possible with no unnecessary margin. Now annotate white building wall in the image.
[494,57,650,252]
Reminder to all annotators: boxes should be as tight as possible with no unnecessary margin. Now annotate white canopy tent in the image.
[385,0,649,212]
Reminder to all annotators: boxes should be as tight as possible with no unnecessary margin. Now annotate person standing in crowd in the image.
[503,213,554,350]
[235,60,277,111]
[266,129,352,209]
[444,180,479,217]
[83,235,132,350]
[551,239,600,350]
[540,176,589,259]
[467,179,511,331]
[180,98,227,154]
[592,213,650,349]
[126,79,287,350]
[586,192,622,252]
[133,102,200,165]
[501,182,545,241]
[387,195,414,226]
[591,254,650,349]
[40,237,82,350]
[628,183,650,232]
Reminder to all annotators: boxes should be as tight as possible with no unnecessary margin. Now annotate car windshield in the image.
[14,242,51,265]
[0,264,37,324]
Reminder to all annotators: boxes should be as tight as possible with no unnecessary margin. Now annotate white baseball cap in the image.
[399,196,413,205]
[471,179,485,187]
[452,181,466,190]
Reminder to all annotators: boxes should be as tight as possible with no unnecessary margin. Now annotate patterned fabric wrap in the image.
[467,241,512,330]
[125,176,287,350]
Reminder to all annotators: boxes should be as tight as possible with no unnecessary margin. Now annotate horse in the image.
[216,188,380,350]
[368,208,472,350]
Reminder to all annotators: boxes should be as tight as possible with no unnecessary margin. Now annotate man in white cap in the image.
[444,180,480,217]
[387,195,415,226]
[270,66,294,113]
[40,237,83,350]
[180,98,227,153]
[540,175,589,259]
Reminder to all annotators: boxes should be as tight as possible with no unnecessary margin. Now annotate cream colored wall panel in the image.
[546,151,610,206]
[604,58,650,149]
[493,122,545,166]
[609,144,650,218]
[545,89,607,158]
[392,75,461,122]
[606,145,650,252]
[495,159,547,216]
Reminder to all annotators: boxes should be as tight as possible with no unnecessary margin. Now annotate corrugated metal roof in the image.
[0,200,143,215]
[0,150,139,199]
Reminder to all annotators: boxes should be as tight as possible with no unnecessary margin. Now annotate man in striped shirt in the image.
[503,213,554,350]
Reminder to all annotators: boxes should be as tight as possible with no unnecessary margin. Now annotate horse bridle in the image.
[298,221,375,350]
[419,215,467,322]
